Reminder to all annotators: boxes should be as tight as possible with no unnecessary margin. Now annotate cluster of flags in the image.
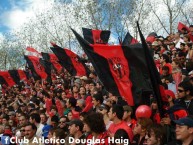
[0,25,164,114]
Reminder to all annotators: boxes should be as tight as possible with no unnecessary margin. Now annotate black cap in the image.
[66,119,84,131]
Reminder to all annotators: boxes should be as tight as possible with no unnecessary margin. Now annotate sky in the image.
[0,0,54,36]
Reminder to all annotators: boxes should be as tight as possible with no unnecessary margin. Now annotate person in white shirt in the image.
[29,113,44,137]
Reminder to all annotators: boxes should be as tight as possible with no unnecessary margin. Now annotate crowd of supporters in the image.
[0,24,193,145]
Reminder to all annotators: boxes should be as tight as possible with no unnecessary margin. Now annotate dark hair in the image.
[114,129,130,144]
[162,54,170,63]
[84,112,106,134]
[147,124,166,145]
[112,104,124,120]
[178,80,193,96]
[25,123,37,131]
[93,92,104,104]
[54,129,65,140]
[30,113,41,123]
[68,97,77,108]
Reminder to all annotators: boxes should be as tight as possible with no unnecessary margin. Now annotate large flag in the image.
[26,47,42,58]
[8,70,28,85]
[50,43,89,77]
[146,32,157,43]
[41,52,63,73]
[24,55,49,80]
[137,22,164,117]
[82,28,111,44]
[0,71,16,87]
[39,59,52,83]
[72,29,152,106]
[177,22,190,33]
[122,32,138,45]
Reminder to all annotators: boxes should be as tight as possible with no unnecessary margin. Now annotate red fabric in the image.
[49,53,63,73]
[45,98,52,113]
[18,70,28,81]
[153,113,161,124]
[177,22,190,33]
[0,71,16,87]
[92,30,102,44]
[25,56,48,79]
[55,99,64,117]
[174,109,188,120]
[165,90,175,99]
[71,110,80,119]
[82,96,93,112]
[92,44,133,106]
[108,121,133,142]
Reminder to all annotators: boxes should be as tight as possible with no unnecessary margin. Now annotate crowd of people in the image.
[0,24,193,145]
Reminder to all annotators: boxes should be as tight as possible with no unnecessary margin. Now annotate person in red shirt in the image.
[108,104,133,143]
[159,54,172,75]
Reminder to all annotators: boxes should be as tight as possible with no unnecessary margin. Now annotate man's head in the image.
[19,115,27,126]
[67,119,83,135]
[40,113,47,125]
[29,113,41,124]
[59,116,68,129]
[66,97,77,109]
[108,104,124,121]
[178,81,193,99]
[122,105,133,120]
[92,92,103,108]
[25,123,37,139]
[175,116,193,142]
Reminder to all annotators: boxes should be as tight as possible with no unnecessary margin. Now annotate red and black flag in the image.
[177,22,190,33]
[72,29,152,106]
[24,55,49,80]
[0,71,16,87]
[41,52,63,73]
[146,32,157,43]
[122,32,138,45]
[82,28,111,44]
[50,43,89,77]
[137,22,164,117]
[8,70,28,85]
[40,59,52,83]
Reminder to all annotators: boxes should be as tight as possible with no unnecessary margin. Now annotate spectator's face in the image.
[8,113,15,120]
[89,83,95,90]
[40,114,47,124]
[25,125,36,139]
[48,131,53,139]
[122,111,131,120]
[0,125,4,134]
[67,112,73,121]
[8,120,14,126]
[2,119,7,125]
[73,86,79,93]
[177,87,186,99]
[68,124,78,135]
[146,130,159,145]
[20,127,25,137]
[19,116,27,126]
[59,118,67,128]
[83,123,91,132]
[66,100,71,108]
[51,109,57,115]
[133,123,142,135]
[92,98,99,107]
[175,124,193,141]
[108,108,114,121]
[29,117,34,124]
[61,92,67,100]
[79,87,86,95]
